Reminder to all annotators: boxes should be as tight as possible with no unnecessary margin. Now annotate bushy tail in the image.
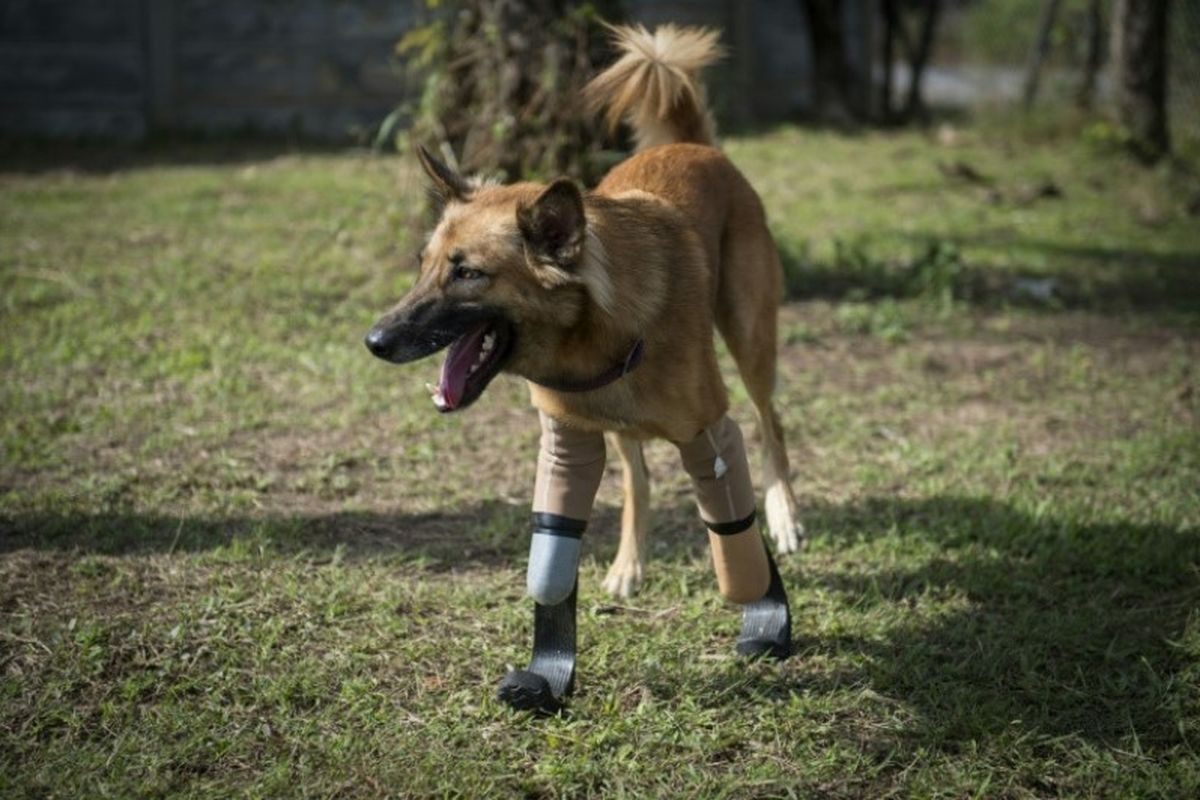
[585,23,724,151]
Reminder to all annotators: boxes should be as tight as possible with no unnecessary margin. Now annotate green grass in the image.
[2,126,1199,797]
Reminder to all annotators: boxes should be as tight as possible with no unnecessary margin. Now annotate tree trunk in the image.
[902,0,942,122]
[1110,0,1170,161]
[1023,0,1063,109]
[801,0,855,122]
[1076,0,1105,110]
[880,0,897,120]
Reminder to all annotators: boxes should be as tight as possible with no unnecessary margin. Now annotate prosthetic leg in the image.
[497,413,791,713]
[497,414,605,713]
[676,416,792,659]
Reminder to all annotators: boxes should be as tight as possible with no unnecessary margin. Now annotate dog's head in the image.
[365,147,613,412]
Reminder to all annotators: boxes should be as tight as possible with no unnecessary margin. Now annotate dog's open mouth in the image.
[428,320,515,413]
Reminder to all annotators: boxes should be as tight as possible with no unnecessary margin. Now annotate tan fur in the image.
[601,432,650,598]
[585,23,723,150]
[382,24,805,596]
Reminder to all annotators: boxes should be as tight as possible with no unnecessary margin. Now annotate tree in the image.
[879,0,943,123]
[390,0,622,185]
[1076,0,1105,110]
[1110,0,1171,162]
[799,0,857,122]
[1022,0,1064,109]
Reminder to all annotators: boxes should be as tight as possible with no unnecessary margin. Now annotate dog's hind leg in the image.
[602,433,650,599]
[715,226,806,555]
[754,399,805,555]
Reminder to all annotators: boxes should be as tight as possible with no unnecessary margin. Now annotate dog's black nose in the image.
[364,327,394,359]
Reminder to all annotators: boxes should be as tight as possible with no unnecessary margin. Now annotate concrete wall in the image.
[0,0,872,141]
[1,0,150,138]
[0,0,415,140]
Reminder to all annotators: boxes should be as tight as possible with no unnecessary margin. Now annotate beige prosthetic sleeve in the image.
[527,413,606,605]
[676,416,770,604]
[533,413,607,520]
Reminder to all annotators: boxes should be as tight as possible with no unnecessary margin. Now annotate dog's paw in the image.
[602,559,643,599]
[765,483,806,555]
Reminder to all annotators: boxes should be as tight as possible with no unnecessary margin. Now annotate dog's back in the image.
[585,24,780,310]
[584,23,804,555]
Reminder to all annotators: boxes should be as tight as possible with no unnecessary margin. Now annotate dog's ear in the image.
[416,145,471,208]
[517,179,586,271]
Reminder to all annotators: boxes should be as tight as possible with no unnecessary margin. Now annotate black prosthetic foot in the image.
[737,550,792,660]
[497,584,576,714]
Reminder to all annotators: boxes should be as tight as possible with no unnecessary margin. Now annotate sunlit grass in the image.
[2,127,1198,797]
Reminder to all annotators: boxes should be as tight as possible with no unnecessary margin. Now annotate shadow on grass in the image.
[731,495,1195,752]
[3,494,1196,751]
[821,496,1195,746]
[0,500,583,567]
[779,234,1200,314]
[0,499,703,570]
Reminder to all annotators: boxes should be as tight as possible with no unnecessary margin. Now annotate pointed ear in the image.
[415,145,471,207]
[517,179,586,268]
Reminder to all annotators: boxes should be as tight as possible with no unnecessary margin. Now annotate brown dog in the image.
[364,21,806,578]
[366,24,803,709]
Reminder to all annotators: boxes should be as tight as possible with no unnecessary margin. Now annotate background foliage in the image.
[382,0,625,184]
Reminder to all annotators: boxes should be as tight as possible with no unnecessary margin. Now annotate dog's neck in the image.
[528,292,643,390]
[529,337,645,393]
[534,200,659,387]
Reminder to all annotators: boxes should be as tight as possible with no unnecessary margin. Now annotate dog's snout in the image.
[364,326,395,359]
[364,298,480,366]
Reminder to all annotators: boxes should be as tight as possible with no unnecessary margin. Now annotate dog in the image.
[366,23,804,710]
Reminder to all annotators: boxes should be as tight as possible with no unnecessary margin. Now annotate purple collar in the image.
[532,338,645,393]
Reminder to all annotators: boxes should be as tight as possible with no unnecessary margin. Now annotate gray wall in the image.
[1,0,415,140]
[1,1,150,138]
[0,0,871,141]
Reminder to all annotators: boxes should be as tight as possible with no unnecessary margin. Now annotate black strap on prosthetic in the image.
[496,583,577,714]
[704,509,757,536]
[737,549,792,660]
[531,512,586,537]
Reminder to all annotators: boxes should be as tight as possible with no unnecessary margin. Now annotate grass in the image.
[2,123,1199,797]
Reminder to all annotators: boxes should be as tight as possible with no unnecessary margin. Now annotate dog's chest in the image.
[529,382,646,435]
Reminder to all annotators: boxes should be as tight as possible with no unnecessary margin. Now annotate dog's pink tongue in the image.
[436,322,489,410]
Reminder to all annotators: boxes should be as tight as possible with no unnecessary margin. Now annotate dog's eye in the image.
[452,265,486,282]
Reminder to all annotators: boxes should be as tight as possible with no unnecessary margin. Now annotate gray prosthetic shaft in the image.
[526,413,606,605]
[528,514,585,605]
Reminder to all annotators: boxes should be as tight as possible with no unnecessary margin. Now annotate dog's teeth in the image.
[428,383,447,408]
[470,348,489,374]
